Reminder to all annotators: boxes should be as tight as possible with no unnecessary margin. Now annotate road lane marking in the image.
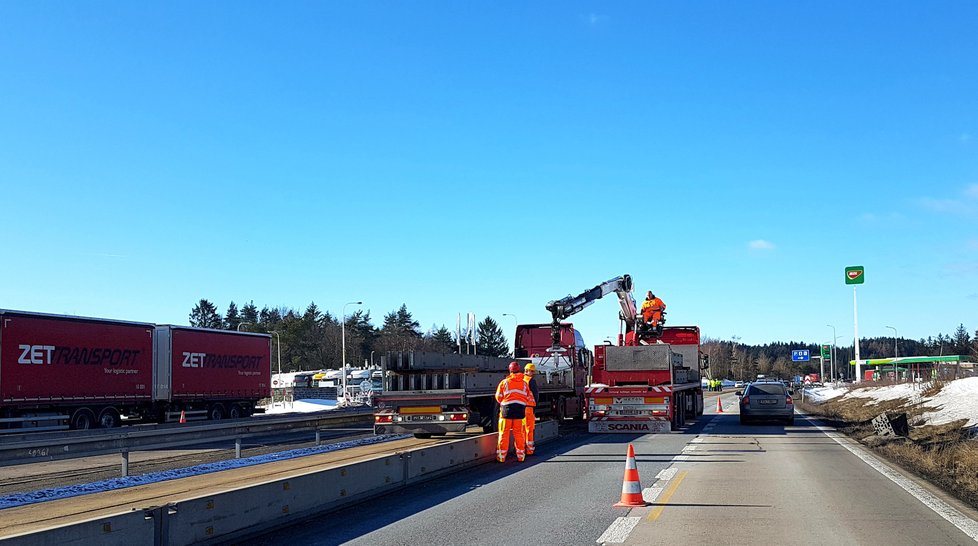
[647,470,688,521]
[596,516,641,544]
[642,485,664,503]
[655,468,678,481]
[814,422,978,542]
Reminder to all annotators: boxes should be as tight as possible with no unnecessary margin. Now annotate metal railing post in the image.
[121,450,129,477]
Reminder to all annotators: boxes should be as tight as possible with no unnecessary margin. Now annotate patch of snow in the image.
[0,433,410,511]
[804,386,847,403]
[919,377,978,428]
[843,382,917,404]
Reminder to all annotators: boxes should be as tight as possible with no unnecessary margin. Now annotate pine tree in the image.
[241,301,259,325]
[189,299,222,329]
[953,324,971,355]
[224,301,241,330]
[424,324,456,353]
[476,316,510,357]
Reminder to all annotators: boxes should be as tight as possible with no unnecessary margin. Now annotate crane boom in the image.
[545,275,636,347]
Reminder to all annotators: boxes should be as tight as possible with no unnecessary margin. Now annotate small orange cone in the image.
[614,444,648,507]
[716,396,724,413]
[179,410,187,424]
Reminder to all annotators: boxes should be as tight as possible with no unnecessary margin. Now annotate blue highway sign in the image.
[791,350,811,362]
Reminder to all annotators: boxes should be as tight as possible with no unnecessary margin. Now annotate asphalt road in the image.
[245,391,978,546]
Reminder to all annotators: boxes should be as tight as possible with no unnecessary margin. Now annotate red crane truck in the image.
[543,275,705,433]
[0,310,271,431]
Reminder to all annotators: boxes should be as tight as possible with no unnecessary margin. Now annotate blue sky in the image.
[1,2,975,347]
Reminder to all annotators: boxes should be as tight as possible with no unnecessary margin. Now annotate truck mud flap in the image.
[588,420,671,433]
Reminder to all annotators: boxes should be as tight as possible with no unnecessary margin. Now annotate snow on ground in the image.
[805,377,978,429]
[264,398,339,414]
[0,433,411,511]
[803,386,848,403]
[919,377,978,428]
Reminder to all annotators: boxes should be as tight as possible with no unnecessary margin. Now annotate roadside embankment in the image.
[797,377,978,509]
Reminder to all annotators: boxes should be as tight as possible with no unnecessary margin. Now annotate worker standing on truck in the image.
[523,362,540,456]
[495,362,533,463]
[641,291,666,329]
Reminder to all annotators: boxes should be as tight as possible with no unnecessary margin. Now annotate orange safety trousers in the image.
[497,417,526,462]
[523,407,536,455]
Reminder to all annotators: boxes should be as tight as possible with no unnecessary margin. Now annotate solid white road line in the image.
[597,517,641,544]
[815,422,978,542]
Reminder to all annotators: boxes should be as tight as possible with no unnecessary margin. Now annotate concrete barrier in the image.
[0,420,561,545]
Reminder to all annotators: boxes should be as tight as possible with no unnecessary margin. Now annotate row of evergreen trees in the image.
[188,299,510,373]
[703,324,977,381]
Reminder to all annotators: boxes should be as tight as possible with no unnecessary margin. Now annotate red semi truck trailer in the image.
[0,310,271,431]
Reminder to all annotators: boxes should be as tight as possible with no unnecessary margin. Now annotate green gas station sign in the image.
[845,266,865,285]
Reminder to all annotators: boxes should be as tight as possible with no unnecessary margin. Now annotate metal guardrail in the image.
[0,407,375,472]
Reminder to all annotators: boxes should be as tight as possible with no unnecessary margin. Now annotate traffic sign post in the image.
[791,350,810,362]
[821,345,831,361]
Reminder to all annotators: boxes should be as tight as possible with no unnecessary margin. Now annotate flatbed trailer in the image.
[374,324,589,438]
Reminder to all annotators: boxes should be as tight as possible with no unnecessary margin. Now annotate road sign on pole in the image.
[791,350,810,362]
[845,266,865,285]
[821,344,832,361]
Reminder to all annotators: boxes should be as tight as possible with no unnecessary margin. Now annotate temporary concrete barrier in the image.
[0,420,561,546]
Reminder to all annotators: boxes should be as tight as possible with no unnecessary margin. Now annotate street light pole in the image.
[237,322,253,332]
[501,313,518,356]
[270,331,282,376]
[341,301,362,405]
[827,324,837,382]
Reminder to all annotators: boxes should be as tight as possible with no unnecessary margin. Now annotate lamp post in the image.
[886,325,898,382]
[341,301,362,404]
[237,322,253,332]
[270,331,282,376]
[827,324,837,382]
[501,313,518,356]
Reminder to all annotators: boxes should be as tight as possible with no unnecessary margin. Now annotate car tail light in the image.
[786,395,793,405]
[449,413,468,421]
[375,414,393,423]
[741,396,750,406]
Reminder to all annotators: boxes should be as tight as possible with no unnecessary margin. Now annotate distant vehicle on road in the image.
[734,381,744,388]
[737,380,794,425]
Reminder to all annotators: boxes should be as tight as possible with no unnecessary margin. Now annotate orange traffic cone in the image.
[179,410,187,424]
[716,396,724,413]
[614,444,648,507]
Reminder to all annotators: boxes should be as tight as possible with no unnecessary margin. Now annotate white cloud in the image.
[580,13,608,26]
[918,185,978,218]
[748,239,775,250]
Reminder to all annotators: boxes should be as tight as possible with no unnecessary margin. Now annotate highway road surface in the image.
[245,391,978,546]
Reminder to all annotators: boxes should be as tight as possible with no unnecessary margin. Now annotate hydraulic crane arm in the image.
[545,275,636,348]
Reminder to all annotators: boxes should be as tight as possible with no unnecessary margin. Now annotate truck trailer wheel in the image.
[70,408,96,430]
[97,408,121,429]
[228,404,244,420]
[208,404,225,421]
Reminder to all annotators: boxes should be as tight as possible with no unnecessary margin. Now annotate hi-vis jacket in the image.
[496,373,533,419]
[523,375,540,408]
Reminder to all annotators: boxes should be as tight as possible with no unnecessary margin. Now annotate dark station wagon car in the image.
[737,380,794,425]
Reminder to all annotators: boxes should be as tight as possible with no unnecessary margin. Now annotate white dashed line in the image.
[642,485,664,503]
[656,468,678,481]
[597,516,641,544]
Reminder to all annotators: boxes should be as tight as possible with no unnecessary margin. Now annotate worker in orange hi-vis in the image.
[640,291,666,328]
[495,362,533,463]
[523,362,541,455]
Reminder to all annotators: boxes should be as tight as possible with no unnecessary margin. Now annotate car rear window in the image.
[746,384,785,395]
